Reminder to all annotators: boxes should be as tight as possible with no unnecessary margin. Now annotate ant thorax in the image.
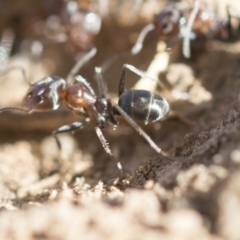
[63,83,96,112]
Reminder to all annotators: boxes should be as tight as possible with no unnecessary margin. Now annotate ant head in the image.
[24,76,66,112]
[154,5,181,41]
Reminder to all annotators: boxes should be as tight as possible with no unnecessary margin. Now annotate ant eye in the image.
[27,92,33,98]
[162,22,169,30]
[35,95,43,104]
[161,21,173,33]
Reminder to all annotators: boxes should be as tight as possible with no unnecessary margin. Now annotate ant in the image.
[130,0,240,58]
[41,0,102,56]
[0,48,169,176]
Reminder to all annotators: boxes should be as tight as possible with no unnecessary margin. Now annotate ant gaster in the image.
[0,48,169,176]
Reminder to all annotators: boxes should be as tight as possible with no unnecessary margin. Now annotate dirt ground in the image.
[0,0,240,239]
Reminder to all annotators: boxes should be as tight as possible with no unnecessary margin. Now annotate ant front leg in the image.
[53,118,90,150]
[95,126,123,176]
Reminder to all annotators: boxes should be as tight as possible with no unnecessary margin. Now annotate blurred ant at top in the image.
[130,0,240,58]
[40,0,102,56]
[0,0,102,83]
[10,0,102,61]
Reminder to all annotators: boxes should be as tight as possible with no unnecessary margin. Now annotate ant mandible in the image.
[0,48,169,176]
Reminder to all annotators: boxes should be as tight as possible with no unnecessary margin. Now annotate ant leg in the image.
[52,118,90,150]
[98,51,130,74]
[94,67,119,126]
[118,64,158,96]
[95,67,106,98]
[98,23,154,72]
[113,104,161,154]
[131,23,155,55]
[182,0,200,58]
[66,47,97,84]
[95,126,123,176]
[168,110,196,126]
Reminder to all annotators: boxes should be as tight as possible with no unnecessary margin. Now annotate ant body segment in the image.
[0,49,169,176]
[131,1,239,58]
[42,0,102,55]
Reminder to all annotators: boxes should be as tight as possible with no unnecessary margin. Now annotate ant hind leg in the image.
[118,63,158,96]
[113,104,161,154]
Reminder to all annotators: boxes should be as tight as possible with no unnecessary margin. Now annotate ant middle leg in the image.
[51,118,90,180]
[95,126,123,176]
[52,118,90,150]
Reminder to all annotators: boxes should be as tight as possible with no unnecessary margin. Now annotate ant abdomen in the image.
[118,90,169,124]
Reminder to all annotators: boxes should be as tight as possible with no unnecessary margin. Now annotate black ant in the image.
[130,0,240,58]
[0,48,169,176]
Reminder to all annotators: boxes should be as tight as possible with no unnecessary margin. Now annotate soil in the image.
[0,0,240,239]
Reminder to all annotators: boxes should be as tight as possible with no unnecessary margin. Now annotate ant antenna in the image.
[131,23,155,55]
[127,0,144,24]
[182,0,200,58]
[0,66,29,85]
[0,106,29,113]
[99,51,131,73]
[66,47,97,84]
[99,23,155,73]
